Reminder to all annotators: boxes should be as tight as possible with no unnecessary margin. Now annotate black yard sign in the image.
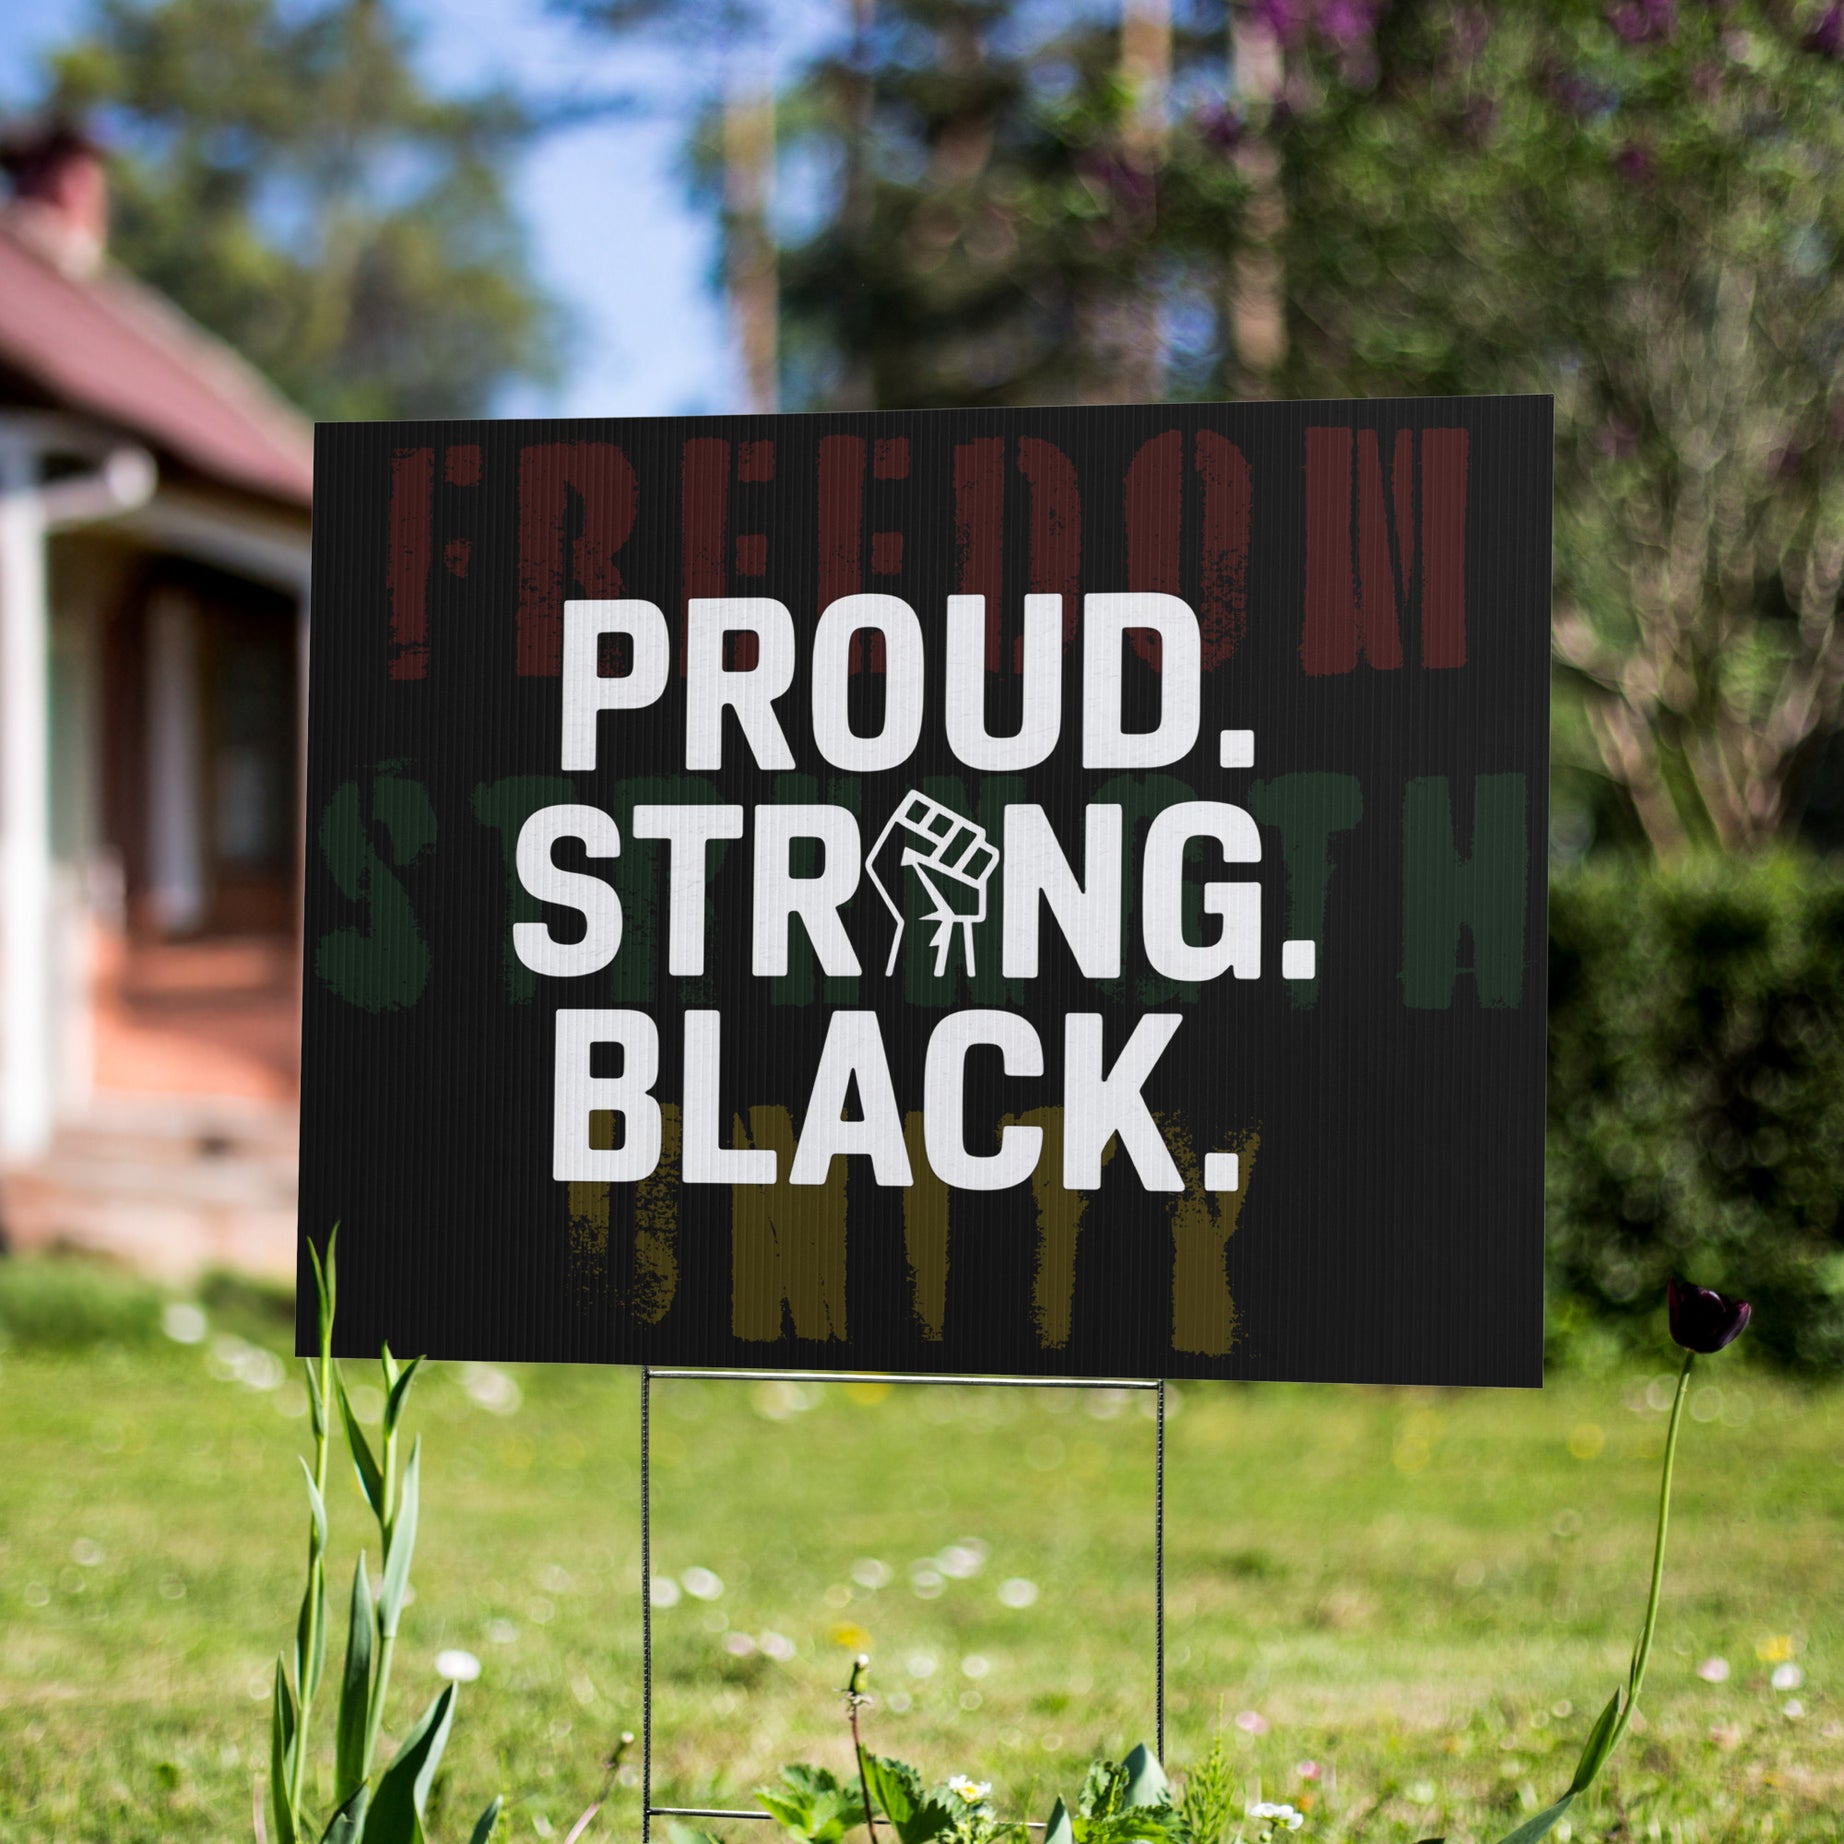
[300,396,1551,1384]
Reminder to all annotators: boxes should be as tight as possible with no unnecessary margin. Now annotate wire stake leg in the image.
[1156,1377,1167,1766]
[641,1365,653,1844]
[640,1368,1167,1829]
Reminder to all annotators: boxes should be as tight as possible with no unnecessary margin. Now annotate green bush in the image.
[1547,854,1844,1371]
[0,1253,166,1351]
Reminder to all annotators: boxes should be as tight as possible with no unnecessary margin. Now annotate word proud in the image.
[563,593,1219,774]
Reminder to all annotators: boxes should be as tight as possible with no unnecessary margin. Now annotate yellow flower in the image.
[829,1623,872,1651]
[949,1778,992,1804]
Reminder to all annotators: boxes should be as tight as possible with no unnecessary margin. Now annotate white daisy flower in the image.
[1248,1802,1304,1833]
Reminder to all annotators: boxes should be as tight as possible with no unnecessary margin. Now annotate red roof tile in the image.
[0,209,312,508]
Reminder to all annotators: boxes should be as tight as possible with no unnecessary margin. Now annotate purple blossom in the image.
[1614,140,1655,183]
[1803,2,1844,57]
[1451,7,1493,62]
[1078,150,1155,216]
[1607,0,1676,44]
[1255,0,1307,44]
[1254,0,1381,50]
[1543,60,1617,121]
[1598,416,1640,458]
[1197,101,1245,154]
[1317,0,1382,47]
[1459,96,1498,146]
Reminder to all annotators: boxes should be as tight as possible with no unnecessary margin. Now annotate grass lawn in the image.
[0,1268,1840,1843]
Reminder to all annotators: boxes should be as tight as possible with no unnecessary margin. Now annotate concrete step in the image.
[53,1096,298,1163]
[0,1096,299,1282]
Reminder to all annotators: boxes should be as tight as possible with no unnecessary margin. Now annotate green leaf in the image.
[863,1756,953,1844]
[378,1438,421,1638]
[364,1681,456,1844]
[1490,1793,1575,1844]
[666,1829,727,1844]
[318,1785,369,1844]
[296,1568,329,1705]
[383,1356,424,1440]
[300,1458,329,1554]
[305,1359,327,1442]
[308,1232,334,1354]
[1568,1688,1624,1792]
[1044,1797,1075,1844]
[1120,1745,1168,1810]
[468,1795,504,1844]
[1079,1761,1124,1821]
[270,1658,299,1844]
[756,1764,864,1843]
[311,1573,329,1704]
[335,1367,385,1522]
[334,1553,375,1800]
[381,1342,401,1393]
[863,1755,920,1825]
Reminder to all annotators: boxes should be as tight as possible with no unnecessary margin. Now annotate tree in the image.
[589,0,1844,853]
[1256,0,1844,854]
[41,0,559,420]
[568,0,1256,412]
[764,0,1255,411]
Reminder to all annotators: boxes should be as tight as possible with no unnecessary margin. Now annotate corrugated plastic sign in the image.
[300,397,1551,1383]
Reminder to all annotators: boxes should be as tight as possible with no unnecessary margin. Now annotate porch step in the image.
[0,1096,298,1283]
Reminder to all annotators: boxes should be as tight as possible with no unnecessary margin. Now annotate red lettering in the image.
[681,437,734,668]
[953,437,1006,667]
[1194,430,1251,670]
[1124,431,1183,668]
[1016,436,1081,663]
[516,442,639,677]
[387,447,433,682]
[1421,429,1469,668]
[1304,425,1472,675]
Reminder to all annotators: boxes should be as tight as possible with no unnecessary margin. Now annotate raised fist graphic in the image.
[866,790,1000,979]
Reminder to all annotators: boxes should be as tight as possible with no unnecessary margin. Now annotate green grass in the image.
[0,1263,1840,1843]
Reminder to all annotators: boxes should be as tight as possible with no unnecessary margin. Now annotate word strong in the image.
[301,396,1552,1385]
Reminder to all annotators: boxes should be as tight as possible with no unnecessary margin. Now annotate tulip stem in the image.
[1605,1347,1694,1764]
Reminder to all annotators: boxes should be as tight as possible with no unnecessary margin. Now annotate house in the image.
[0,123,309,1276]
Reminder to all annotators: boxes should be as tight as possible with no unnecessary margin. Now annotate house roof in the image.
[0,206,313,509]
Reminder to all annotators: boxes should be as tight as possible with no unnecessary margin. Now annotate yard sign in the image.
[300,397,1551,1384]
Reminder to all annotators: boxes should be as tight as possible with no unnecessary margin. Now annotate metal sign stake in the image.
[640,1368,1167,1840]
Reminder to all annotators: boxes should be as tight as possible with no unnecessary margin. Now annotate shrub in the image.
[1546,853,1844,1369]
[0,1253,165,1351]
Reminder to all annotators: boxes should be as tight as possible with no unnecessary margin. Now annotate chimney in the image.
[1,120,108,276]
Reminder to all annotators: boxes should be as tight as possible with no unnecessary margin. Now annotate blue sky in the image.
[0,0,752,418]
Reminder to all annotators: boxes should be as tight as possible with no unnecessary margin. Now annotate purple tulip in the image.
[1667,1276,1752,1353]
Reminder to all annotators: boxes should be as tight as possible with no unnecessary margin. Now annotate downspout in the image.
[0,414,155,1163]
